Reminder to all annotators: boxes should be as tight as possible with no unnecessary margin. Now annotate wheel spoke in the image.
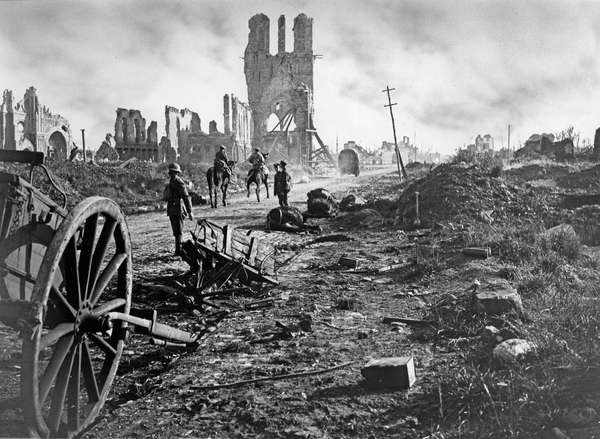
[61,237,81,309]
[93,298,126,316]
[89,253,127,306]
[81,340,100,403]
[67,344,81,431]
[88,218,117,298]
[88,333,116,357]
[41,323,74,350]
[39,335,74,405]
[78,214,99,301]
[47,344,76,433]
[50,286,76,319]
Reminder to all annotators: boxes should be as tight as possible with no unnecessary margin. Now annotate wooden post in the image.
[382,86,408,180]
[80,129,86,162]
[247,237,258,265]
[223,225,233,255]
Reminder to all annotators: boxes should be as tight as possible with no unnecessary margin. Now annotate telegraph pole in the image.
[507,124,511,159]
[382,86,407,180]
[80,129,86,163]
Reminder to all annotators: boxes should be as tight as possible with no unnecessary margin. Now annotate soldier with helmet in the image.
[164,163,193,256]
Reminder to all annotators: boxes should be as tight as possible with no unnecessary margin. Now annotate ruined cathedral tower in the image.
[244,13,314,165]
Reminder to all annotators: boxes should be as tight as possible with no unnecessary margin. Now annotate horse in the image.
[266,206,321,234]
[246,160,270,202]
[206,160,236,208]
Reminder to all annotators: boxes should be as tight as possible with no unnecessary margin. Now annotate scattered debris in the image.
[191,361,357,391]
[339,194,367,211]
[361,357,416,389]
[305,188,338,218]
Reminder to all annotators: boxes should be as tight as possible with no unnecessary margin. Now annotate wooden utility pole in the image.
[382,86,407,180]
[80,129,86,163]
[507,124,511,159]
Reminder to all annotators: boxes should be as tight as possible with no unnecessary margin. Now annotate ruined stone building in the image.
[244,13,314,165]
[113,108,158,161]
[0,86,73,160]
[161,94,252,164]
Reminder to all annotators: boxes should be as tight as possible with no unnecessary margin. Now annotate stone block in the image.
[338,257,359,269]
[361,356,416,389]
[474,280,523,316]
[493,339,536,366]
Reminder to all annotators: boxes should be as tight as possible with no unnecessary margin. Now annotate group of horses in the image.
[206,159,269,208]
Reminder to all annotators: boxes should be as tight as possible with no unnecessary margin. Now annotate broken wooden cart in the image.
[0,151,197,438]
[184,218,278,292]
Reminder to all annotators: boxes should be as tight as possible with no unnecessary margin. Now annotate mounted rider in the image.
[214,145,232,178]
[247,148,269,181]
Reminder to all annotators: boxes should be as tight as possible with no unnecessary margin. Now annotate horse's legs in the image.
[247,179,251,198]
[264,175,270,199]
[256,180,261,202]
[222,184,227,206]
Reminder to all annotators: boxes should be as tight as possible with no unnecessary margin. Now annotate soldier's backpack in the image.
[162,183,172,202]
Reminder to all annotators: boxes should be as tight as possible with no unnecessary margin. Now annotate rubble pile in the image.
[397,163,557,227]
[556,164,600,191]
[1,160,224,212]
[504,162,575,182]
[49,161,167,210]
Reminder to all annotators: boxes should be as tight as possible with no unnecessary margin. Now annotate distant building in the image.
[113,108,158,161]
[475,134,494,151]
[0,86,74,160]
[164,94,253,164]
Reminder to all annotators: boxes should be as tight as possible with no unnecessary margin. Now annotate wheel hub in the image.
[75,301,107,336]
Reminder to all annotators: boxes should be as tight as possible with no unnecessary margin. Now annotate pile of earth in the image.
[504,162,575,182]
[396,163,560,228]
[0,160,228,212]
[556,164,600,192]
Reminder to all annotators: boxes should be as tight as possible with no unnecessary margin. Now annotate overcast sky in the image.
[0,0,599,154]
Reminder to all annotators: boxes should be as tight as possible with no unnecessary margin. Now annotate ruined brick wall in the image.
[165,106,202,159]
[0,86,73,159]
[164,96,253,164]
[224,93,253,161]
[244,13,314,165]
[114,108,158,161]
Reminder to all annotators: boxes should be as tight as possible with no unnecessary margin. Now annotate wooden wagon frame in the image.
[0,151,198,438]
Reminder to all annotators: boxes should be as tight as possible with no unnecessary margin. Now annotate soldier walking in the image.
[164,163,193,256]
[274,160,292,207]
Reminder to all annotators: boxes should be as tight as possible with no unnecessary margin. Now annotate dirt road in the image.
[127,165,397,267]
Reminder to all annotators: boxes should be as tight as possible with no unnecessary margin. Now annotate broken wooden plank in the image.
[191,361,357,390]
[462,247,491,258]
[247,237,258,265]
[382,316,436,326]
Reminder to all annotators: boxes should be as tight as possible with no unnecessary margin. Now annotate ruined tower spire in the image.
[278,15,286,54]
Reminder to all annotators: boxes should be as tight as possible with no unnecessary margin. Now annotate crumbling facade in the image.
[163,95,252,164]
[113,108,158,161]
[244,13,314,165]
[0,86,73,160]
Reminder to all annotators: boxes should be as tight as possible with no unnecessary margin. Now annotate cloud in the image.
[0,0,599,154]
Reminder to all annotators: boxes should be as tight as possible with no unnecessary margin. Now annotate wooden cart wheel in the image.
[21,197,132,438]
